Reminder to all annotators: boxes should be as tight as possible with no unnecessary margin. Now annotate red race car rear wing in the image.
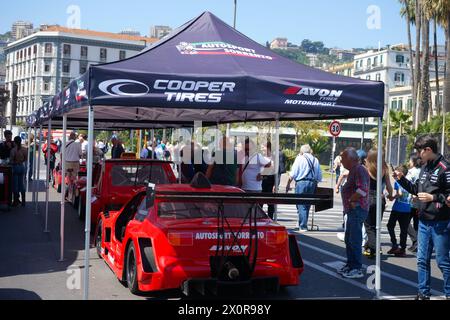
[153,188,333,212]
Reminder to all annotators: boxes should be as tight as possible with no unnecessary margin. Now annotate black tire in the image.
[126,243,140,295]
[78,201,86,221]
[95,220,103,258]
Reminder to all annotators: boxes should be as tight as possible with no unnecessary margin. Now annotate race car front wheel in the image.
[126,243,140,295]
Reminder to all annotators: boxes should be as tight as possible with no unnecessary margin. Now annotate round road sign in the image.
[329,121,342,137]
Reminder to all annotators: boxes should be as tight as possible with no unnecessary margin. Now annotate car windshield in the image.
[158,201,268,220]
[110,164,169,186]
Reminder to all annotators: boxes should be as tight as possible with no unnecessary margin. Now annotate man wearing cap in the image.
[0,130,14,162]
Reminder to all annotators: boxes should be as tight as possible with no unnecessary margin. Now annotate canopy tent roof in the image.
[27,11,384,128]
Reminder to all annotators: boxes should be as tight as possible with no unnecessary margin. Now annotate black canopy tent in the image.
[28,12,386,299]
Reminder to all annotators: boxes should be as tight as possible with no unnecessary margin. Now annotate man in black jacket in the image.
[393,135,450,300]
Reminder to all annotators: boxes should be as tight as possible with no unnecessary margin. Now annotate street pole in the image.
[385,111,390,162]
[361,118,366,150]
[442,113,446,155]
[331,136,336,190]
[233,0,237,29]
[397,121,402,166]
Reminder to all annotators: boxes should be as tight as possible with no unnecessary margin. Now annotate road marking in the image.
[303,259,392,298]
[299,241,444,296]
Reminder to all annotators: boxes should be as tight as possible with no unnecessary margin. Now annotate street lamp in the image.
[233,0,237,29]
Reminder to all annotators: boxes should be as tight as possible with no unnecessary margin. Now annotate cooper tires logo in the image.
[98,79,150,97]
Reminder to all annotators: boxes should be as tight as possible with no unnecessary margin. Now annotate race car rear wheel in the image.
[95,220,103,258]
[126,243,140,295]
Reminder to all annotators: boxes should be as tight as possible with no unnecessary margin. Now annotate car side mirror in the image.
[146,183,156,209]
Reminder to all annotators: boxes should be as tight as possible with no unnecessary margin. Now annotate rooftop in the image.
[41,25,157,43]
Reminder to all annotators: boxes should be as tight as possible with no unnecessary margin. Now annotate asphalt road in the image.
[0,170,447,300]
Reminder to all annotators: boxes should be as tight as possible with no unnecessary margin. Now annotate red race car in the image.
[71,159,176,227]
[95,173,333,296]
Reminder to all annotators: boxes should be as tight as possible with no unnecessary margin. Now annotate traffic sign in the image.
[329,121,342,137]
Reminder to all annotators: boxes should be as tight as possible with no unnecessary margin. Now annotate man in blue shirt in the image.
[286,145,322,232]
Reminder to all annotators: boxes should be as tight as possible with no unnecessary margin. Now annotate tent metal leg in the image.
[35,125,42,215]
[44,119,51,233]
[32,126,37,206]
[84,106,95,301]
[309,205,319,231]
[274,116,280,222]
[26,127,32,193]
[59,115,67,262]
[375,117,383,299]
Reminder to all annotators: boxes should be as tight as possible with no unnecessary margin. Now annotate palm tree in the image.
[423,0,445,117]
[389,110,414,136]
[400,0,416,122]
[420,3,431,123]
[414,0,422,130]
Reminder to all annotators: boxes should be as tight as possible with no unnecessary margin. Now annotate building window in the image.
[100,48,107,61]
[394,72,405,83]
[391,99,398,110]
[62,77,70,88]
[79,61,88,74]
[28,47,31,57]
[407,97,413,112]
[366,75,371,80]
[33,45,37,55]
[63,60,70,73]
[373,56,378,66]
[44,62,51,73]
[63,44,71,56]
[43,80,50,92]
[380,55,383,64]
[81,46,88,58]
[367,58,371,68]
[398,99,403,111]
[376,73,381,81]
[45,43,52,55]
[119,50,126,60]
[396,55,405,63]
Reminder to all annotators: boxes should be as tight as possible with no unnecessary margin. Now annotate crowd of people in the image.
[333,136,450,300]
[1,128,448,299]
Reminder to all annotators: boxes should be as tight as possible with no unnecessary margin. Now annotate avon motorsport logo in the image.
[176,41,274,61]
[284,85,344,107]
[98,79,236,104]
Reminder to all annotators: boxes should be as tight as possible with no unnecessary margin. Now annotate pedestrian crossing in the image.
[271,204,402,238]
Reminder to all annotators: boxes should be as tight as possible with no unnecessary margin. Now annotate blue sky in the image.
[1,0,445,49]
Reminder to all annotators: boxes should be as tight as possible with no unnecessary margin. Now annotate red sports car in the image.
[94,174,333,296]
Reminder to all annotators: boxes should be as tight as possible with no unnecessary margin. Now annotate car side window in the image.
[135,197,150,222]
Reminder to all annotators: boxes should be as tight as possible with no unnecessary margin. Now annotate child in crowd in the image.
[387,165,411,257]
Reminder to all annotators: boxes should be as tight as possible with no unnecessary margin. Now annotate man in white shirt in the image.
[79,134,88,159]
[286,145,322,232]
[65,132,82,178]
[241,138,271,192]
